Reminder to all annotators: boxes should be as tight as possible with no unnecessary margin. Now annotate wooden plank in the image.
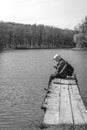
[48,84,59,92]
[60,79,70,84]
[61,79,76,85]
[68,79,76,85]
[43,110,60,125]
[43,91,60,110]
[42,83,60,109]
[50,83,60,89]
[45,84,60,101]
[71,85,87,123]
[43,99,60,111]
[43,93,60,123]
[53,78,76,85]
[49,85,60,93]
[69,85,85,124]
[43,84,61,125]
[59,85,73,124]
[52,78,61,83]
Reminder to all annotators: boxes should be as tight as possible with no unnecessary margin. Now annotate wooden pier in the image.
[41,76,87,128]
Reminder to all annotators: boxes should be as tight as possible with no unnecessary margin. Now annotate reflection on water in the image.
[0,49,87,129]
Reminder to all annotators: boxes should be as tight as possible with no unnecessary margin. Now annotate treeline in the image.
[74,16,87,48]
[0,21,75,50]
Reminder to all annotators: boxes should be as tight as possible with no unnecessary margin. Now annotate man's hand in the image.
[53,66,57,69]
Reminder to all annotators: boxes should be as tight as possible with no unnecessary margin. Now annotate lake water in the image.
[0,49,87,129]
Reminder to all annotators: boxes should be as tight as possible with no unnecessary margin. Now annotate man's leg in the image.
[48,73,58,87]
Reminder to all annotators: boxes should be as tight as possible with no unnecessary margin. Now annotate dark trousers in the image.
[48,73,60,87]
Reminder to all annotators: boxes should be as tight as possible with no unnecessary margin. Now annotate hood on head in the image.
[53,54,62,62]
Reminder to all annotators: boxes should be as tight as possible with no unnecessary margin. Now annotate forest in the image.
[0,21,75,50]
[74,16,87,48]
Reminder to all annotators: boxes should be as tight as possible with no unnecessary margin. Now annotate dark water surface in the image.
[0,49,87,129]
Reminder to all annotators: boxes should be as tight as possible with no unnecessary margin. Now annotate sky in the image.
[0,0,87,29]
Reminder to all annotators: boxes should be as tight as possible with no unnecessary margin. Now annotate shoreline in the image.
[0,47,75,51]
[72,47,87,51]
[0,47,87,53]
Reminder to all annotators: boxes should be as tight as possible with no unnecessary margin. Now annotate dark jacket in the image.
[56,59,74,78]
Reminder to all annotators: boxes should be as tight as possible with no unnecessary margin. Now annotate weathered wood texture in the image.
[42,77,87,129]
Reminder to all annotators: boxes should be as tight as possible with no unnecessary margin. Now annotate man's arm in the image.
[56,60,65,73]
[53,65,57,69]
[53,62,60,69]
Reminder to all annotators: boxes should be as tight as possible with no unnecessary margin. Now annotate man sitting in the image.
[48,54,74,86]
